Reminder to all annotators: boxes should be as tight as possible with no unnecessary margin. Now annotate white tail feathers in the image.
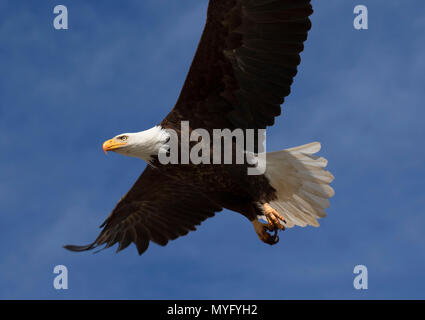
[262,142,335,228]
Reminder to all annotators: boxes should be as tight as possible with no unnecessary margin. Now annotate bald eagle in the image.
[65,0,334,255]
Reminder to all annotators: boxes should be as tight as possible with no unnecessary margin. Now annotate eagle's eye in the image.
[119,135,128,141]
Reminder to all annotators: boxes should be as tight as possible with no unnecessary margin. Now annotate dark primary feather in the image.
[64,166,222,255]
[162,0,313,131]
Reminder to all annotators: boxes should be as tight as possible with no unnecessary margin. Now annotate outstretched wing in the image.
[64,166,222,255]
[162,0,313,130]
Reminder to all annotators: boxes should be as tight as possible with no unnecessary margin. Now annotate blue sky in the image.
[0,0,424,299]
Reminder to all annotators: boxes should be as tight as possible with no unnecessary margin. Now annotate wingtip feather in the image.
[63,243,95,252]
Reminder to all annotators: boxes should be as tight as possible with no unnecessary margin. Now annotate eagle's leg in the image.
[252,202,286,245]
[263,203,286,231]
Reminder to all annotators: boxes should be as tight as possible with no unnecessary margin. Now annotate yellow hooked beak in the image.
[102,138,127,154]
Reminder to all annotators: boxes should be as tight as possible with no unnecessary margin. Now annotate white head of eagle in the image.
[102,126,170,162]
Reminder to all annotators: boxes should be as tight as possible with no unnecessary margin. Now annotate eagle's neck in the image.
[125,126,170,162]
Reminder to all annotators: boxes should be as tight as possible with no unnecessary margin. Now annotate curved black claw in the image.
[263,226,280,245]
